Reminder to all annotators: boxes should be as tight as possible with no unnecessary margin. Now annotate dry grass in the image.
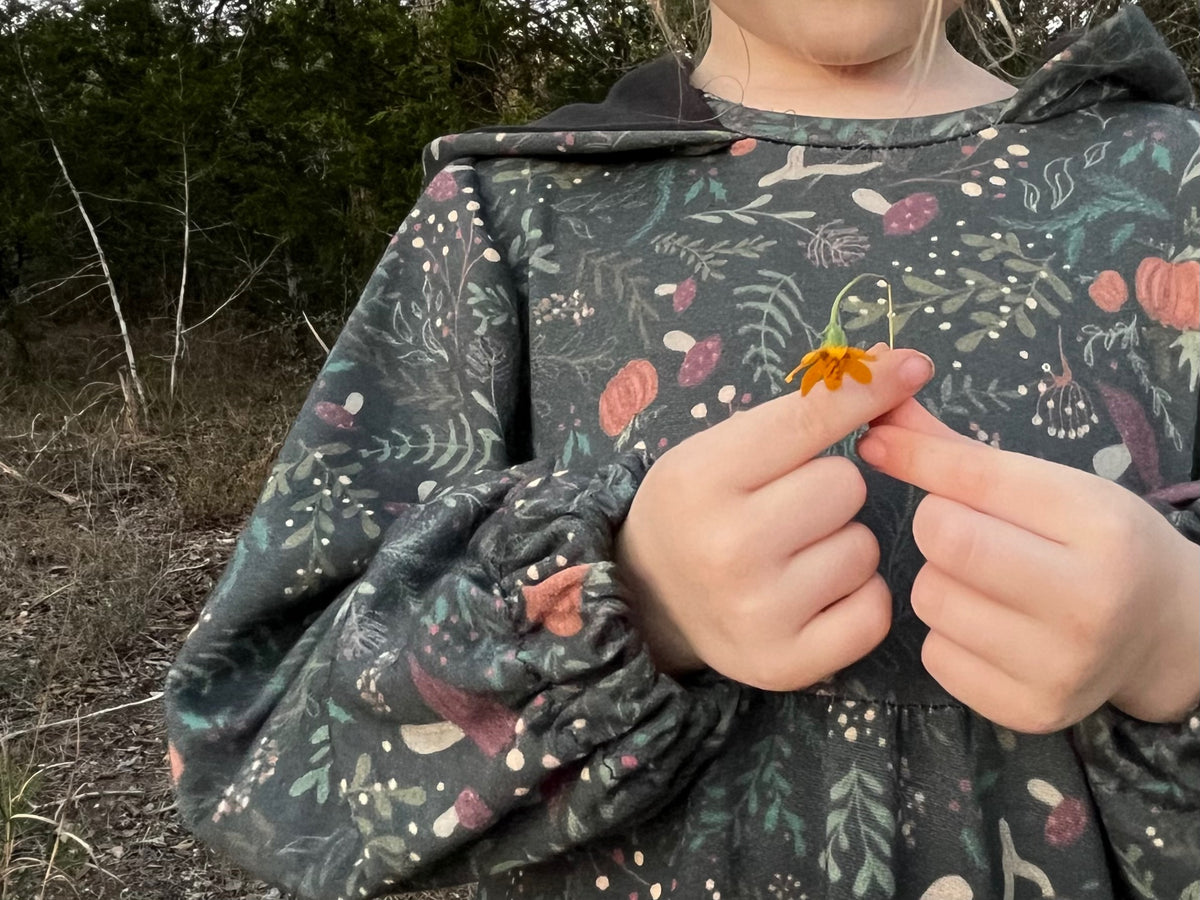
[0,314,474,900]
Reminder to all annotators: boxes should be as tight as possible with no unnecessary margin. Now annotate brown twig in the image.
[0,459,79,506]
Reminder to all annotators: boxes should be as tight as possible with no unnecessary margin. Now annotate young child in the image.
[165,2,1200,898]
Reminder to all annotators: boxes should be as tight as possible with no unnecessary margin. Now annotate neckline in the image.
[702,91,1013,149]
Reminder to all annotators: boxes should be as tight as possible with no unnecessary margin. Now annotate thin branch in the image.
[182,238,283,334]
[0,693,164,745]
[0,458,80,506]
[302,311,331,355]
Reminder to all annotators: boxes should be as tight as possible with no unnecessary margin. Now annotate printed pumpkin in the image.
[1135,257,1200,331]
[599,360,658,436]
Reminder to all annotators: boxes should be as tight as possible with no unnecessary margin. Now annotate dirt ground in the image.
[0,317,474,900]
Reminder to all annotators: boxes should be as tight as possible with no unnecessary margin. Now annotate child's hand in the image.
[615,347,934,691]
[859,399,1200,732]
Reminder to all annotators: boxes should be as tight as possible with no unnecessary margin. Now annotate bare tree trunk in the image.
[169,126,190,406]
[14,38,148,419]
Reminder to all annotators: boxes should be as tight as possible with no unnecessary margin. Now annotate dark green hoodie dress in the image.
[165,7,1200,899]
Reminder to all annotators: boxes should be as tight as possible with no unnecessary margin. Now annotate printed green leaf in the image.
[327,699,352,723]
[901,274,948,296]
[955,330,987,353]
[1003,258,1044,274]
[288,765,330,800]
[282,521,314,550]
[1110,223,1137,253]
[1015,308,1037,339]
[1119,140,1146,166]
[1152,143,1172,173]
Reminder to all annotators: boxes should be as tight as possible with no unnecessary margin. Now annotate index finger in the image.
[711,346,935,490]
[858,425,1093,543]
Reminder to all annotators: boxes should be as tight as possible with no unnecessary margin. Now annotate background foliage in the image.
[0,0,1197,341]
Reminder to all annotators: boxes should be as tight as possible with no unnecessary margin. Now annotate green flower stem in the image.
[825,272,895,349]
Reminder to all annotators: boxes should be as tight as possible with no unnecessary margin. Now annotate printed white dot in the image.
[595,876,610,890]
[939,322,952,331]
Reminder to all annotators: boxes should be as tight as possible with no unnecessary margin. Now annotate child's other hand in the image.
[615,347,934,691]
[859,400,1200,731]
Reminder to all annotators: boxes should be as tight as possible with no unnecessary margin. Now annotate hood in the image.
[423,4,1193,179]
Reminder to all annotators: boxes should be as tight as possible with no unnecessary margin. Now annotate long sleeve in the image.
[1072,117,1200,897]
[163,161,741,900]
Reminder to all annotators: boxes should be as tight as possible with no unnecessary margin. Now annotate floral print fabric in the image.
[166,7,1200,900]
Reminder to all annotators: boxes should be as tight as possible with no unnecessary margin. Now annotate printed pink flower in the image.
[454,788,492,830]
[407,654,518,757]
[729,138,758,156]
[426,169,459,202]
[1045,796,1087,848]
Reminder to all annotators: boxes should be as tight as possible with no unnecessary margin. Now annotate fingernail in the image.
[900,352,935,387]
[868,341,889,353]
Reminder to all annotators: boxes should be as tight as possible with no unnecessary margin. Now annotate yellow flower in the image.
[787,272,893,396]
[786,345,876,396]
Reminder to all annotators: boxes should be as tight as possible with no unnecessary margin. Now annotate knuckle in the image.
[908,566,939,622]
[1091,504,1137,556]
[787,395,827,443]
[702,532,746,578]
[846,522,882,572]
[855,579,893,647]
[828,456,868,510]
[913,497,980,571]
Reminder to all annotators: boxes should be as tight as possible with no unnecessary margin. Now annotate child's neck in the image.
[691,16,1017,120]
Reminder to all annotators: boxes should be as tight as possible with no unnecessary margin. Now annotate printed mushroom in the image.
[852,189,940,235]
[654,277,698,312]
[664,330,722,386]
[314,391,363,429]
